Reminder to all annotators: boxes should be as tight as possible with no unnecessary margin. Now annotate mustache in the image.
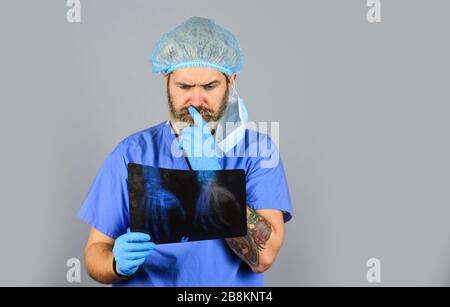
[176,106,216,119]
[167,84,229,124]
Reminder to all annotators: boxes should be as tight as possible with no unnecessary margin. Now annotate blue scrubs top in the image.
[78,121,293,287]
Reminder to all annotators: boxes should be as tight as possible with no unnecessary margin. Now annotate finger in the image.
[120,258,147,271]
[188,106,206,128]
[123,242,156,252]
[122,250,153,260]
[121,232,151,243]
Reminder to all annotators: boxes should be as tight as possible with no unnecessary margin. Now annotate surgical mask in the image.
[214,84,248,155]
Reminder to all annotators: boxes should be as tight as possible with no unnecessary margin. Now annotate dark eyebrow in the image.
[203,80,220,86]
[175,80,221,87]
[175,82,194,87]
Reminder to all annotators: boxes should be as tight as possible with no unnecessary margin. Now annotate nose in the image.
[189,86,204,108]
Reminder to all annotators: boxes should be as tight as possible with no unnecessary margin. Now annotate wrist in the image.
[112,257,131,280]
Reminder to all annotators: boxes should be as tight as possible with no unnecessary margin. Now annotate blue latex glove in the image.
[179,106,221,170]
[112,232,156,277]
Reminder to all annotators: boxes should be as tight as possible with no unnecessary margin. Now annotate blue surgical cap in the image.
[150,17,244,76]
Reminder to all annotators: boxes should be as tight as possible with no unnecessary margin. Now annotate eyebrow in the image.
[175,80,221,87]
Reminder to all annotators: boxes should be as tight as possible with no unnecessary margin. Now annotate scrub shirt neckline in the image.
[163,120,191,170]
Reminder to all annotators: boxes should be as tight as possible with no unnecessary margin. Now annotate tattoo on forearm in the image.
[226,207,272,267]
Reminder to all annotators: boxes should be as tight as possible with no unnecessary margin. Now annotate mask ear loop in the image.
[229,80,240,102]
[218,81,247,154]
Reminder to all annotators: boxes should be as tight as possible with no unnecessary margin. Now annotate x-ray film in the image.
[128,163,247,244]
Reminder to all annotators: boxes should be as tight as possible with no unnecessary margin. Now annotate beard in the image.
[167,85,229,126]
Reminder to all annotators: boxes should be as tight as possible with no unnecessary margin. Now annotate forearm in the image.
[84,242,123,284]
[225,206,282,273]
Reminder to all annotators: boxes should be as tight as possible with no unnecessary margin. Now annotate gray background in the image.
[0,0,448,286]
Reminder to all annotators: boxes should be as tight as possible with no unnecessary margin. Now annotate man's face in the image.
[166,67,232,126]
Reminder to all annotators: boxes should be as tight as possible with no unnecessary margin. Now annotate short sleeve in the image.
[78,142,130,238]
[246,134,293,223]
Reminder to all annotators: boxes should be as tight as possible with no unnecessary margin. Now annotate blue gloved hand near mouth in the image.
[178,106,221,171]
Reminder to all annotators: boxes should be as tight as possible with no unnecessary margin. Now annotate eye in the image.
[204,84,217,91]
[178,84,192,90]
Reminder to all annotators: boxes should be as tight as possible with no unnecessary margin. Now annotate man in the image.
[78,17,293,286]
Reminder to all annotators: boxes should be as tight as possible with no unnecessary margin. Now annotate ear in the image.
[229,74,237,87]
